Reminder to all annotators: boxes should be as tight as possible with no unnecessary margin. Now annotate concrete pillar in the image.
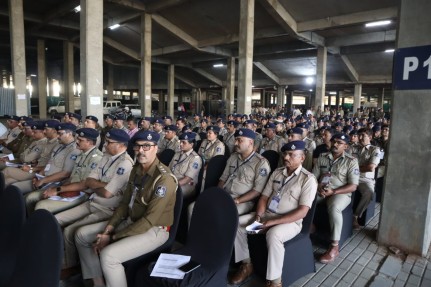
[237,0,254,115]
[378,88,385,109]
[285,90,293,113]
[158,91,164,115]
[167,65,174,118]
[327,94,332,107]
[353,84,362,113]
[9,0,28,116]
[276,85,285,107]
[226,57,235,115]
[63,41,74,113]
[191,88,198,115]
[139,13,152,117]
[37,39,47,118]
[335,92,340,107]
[315,47,327,112]
[80,0,103,122]
[378,0,431,256]
[342,96,345,106]
[107,64,114,101]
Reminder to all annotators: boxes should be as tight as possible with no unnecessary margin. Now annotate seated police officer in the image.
[75,130,177,287]
[312,133,359,263]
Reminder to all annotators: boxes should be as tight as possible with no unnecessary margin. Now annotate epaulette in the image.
[344,153,356,160]
[157,164,168,174]
[300,167,313,177]
[275,166,284,172]
[255,153,265,160]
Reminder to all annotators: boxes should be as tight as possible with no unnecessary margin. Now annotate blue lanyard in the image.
[101,152,124,176]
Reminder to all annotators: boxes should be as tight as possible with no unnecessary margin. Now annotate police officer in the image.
[217,118,228,137]
[168,132,202,199]
[55,129,133,277]
[34,128,103,214]
[230,141,317,287]
[198,125,225,164]
[0,120,34,170]
[75,130,177,287]
[245,119,263,152]
[158,125,180,154]
[312,133,359,263]
[0,115,22,154]
[114,113,128,131]
[353,128,380,230]
[84,115,101,147]
[261,123,286,154]
[68,112,83,129]
[100,114,115,149]
[298,123,316,172]
[223,120,239,154]
[162,115,173,126]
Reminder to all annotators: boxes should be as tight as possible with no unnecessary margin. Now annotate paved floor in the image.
[62,203,431,287]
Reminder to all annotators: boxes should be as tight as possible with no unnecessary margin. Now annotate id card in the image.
[129,186,138,209]
[320,172,331,185]
[379,151,385,160]
[268,195,280,213]
[44,164,51,172]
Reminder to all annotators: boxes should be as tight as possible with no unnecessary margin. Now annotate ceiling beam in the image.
[152,14,198,47]
[174,74,198,88]
[193,68,223,86]
[146,0,192,13]
[338,55,359,82]
[297,7,398,32]
[103,37,140,60]
[327,30,396,47]
[340,41,395,55]
[152,44,190,56]
[106,0,146,11]
[254,49,317,61]
[253,62,280,84]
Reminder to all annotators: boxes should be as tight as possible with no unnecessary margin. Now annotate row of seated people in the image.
[0,113,384,286]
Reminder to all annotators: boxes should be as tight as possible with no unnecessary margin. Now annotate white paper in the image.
[150,253,190,279]
[18,94,26,100]
[246,221,263,234]
[35,173,45,180]
[48,192,86,202]
[5,162,21,167]
[145,95,151,100]
[90,97,101,105]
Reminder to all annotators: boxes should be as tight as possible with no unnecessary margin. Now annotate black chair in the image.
[123,187,183,286]
[0,185,26,286]
[158,148,176,166]
[135,187,238,287]
[6,209,63,287]
[352,189,376,226]
[375,177,384,203]
[199,155,228,191]
[0,171,5,192]
[223,142,231,159]
[261,150,280,173]
[198,132,207,141]
[193,140,202,153]
[248,198,317,286]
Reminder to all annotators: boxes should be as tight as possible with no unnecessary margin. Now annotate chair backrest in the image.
[186,187,238,269]
[0,171,5,193]
[204,155,228,190]
[0,185,25,286]
[262,150,280,172]
[167,186,183,243]
[300,196,317,234]
[223,142,231,159]
[6,209,63,287]
[158,148,176,166]
[193,140,202,153]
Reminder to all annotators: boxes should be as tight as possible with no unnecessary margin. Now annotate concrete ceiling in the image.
[0,0,398,97]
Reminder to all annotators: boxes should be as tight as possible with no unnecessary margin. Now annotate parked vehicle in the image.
[48,97,81,115]
[103,100,122,115]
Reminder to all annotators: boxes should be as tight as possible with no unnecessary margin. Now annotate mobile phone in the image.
[179,260,201,273]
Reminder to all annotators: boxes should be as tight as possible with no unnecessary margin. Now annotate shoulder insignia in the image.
[192,162,199,169]
[216,147,221,153]
[259,168,268,177]
[157,165,167,173]
[354,168,359,175]
[155,185,167,197]
[34,148,40,152]
[117,167,125,175]
[12,134,17,137]
[300,168,313,177]
[90,162,98,169]
[70,154,78,160]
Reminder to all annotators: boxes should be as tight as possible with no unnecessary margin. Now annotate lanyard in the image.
[328,156,343,172]
[77,148,97,167]
[203,140,214,152]
[173,152,189,169]
[276,172,297,196]
[53,141,74,158]
[232,152,256,175]
[101,152,124,176]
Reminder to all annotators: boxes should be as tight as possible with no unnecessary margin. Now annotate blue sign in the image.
[393,45,431,90]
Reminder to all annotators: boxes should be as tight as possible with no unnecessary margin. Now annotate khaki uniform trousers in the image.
[25,185,62,214]
[234,212,301,280]
[316,193,351,241]
[355,178,375,217]
[3,167,33,189]
[75,219,169,287]
[55,201,114,268]
[35,194,89,215]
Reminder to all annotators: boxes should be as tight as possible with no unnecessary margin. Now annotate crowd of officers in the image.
[0,107,390,287]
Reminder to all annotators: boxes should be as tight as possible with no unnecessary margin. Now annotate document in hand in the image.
[150,253,191,279]
[246,221,263,234]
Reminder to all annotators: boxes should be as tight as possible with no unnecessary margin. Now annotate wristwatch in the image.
[29,167,33,173]
[56,186,61,192]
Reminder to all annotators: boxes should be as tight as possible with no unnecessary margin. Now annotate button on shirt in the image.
[358,145,380,179]
[69,147,103,184]
[19,137,47,164]
[220,152,270,197]
[262,166,317,225]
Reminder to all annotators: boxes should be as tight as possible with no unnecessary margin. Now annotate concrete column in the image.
[139,13,152,117]
[260,89,265,106]
[335,92,340,107]
[315,47,327,112]
[167,65,174,118]
[378,88,385,109]
[191,88,197,115]
[37,39,47,118]
[237,0,254,115]
[226,57,235,115]
[80,0,103,121]
[9,0,28,115]
[378,0,431,256]
[342,96,345,106]
[327,94,332,107]
[158,91,164,115]
[64,41,74,113]
[285,90,293,113]
[277,85,285,107]
[107,64,114,101]
[353,84,362,113]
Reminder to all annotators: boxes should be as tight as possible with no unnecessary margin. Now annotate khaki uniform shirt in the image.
[88,151,134,210]
[254,132,263,152]
[357,145,380,179]
[199,138,225,163]
[223,132,236,154]
[261,135,286,153]
[262,166,317,225]
[347,143,361,158]
[69,147,103,184]
[12,134,33,158]
[158,137,180,154]
[219,127,228,137]
[169,149,202,193]
[45,141,80,176]
[313,152,360,193]
[19,137,47,164]
[220,152,270,197]
[37,138,59,167]
[108,159,177,240]
[303,137,316,171]
[0,126,21,144]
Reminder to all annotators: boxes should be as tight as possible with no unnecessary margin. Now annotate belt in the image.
[158,226,171,232]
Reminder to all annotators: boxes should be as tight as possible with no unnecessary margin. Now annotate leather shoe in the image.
[266,281,282,287]
[353,218,361,231]
[319,245,339,264]
[229,263,253,285]
[60,266,81,280]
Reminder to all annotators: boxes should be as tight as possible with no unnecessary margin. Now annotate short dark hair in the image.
[357,128,373,137]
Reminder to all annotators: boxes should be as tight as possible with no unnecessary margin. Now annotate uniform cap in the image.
[179,132,196,142]
[105,129,129,143]
[227,120,239,127]
[68,112,82,120]
[55,122,77,132]
[105,114,115,120]
[9,115,20,121]
[45,120,59,128]
[86,115,98,123]
[20,116,32,122]
[206,126,220,133]
[162,116,172,120]
[264,123,276,130]
[31,121,45,130]
[132,130,160,144]
[288,127,304,135]
[164,125,178,131]
[281,140,306,152]
[331,133,350,143]
[76,128,99,140]
[234,128,256,140]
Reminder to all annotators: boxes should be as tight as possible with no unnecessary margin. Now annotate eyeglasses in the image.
[105,140,120,145]
[133,143,156,151]
[58,131,68,136]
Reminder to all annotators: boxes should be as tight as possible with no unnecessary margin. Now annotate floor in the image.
[61,203,431,287]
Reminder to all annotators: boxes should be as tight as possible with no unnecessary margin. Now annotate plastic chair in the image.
[135,187,238,287]
[248,198,317,286]
[123,187,183,286]
[0,185,26,286]
[158,148,176,166]
[261,150,280,173]
[6,209,63,287]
